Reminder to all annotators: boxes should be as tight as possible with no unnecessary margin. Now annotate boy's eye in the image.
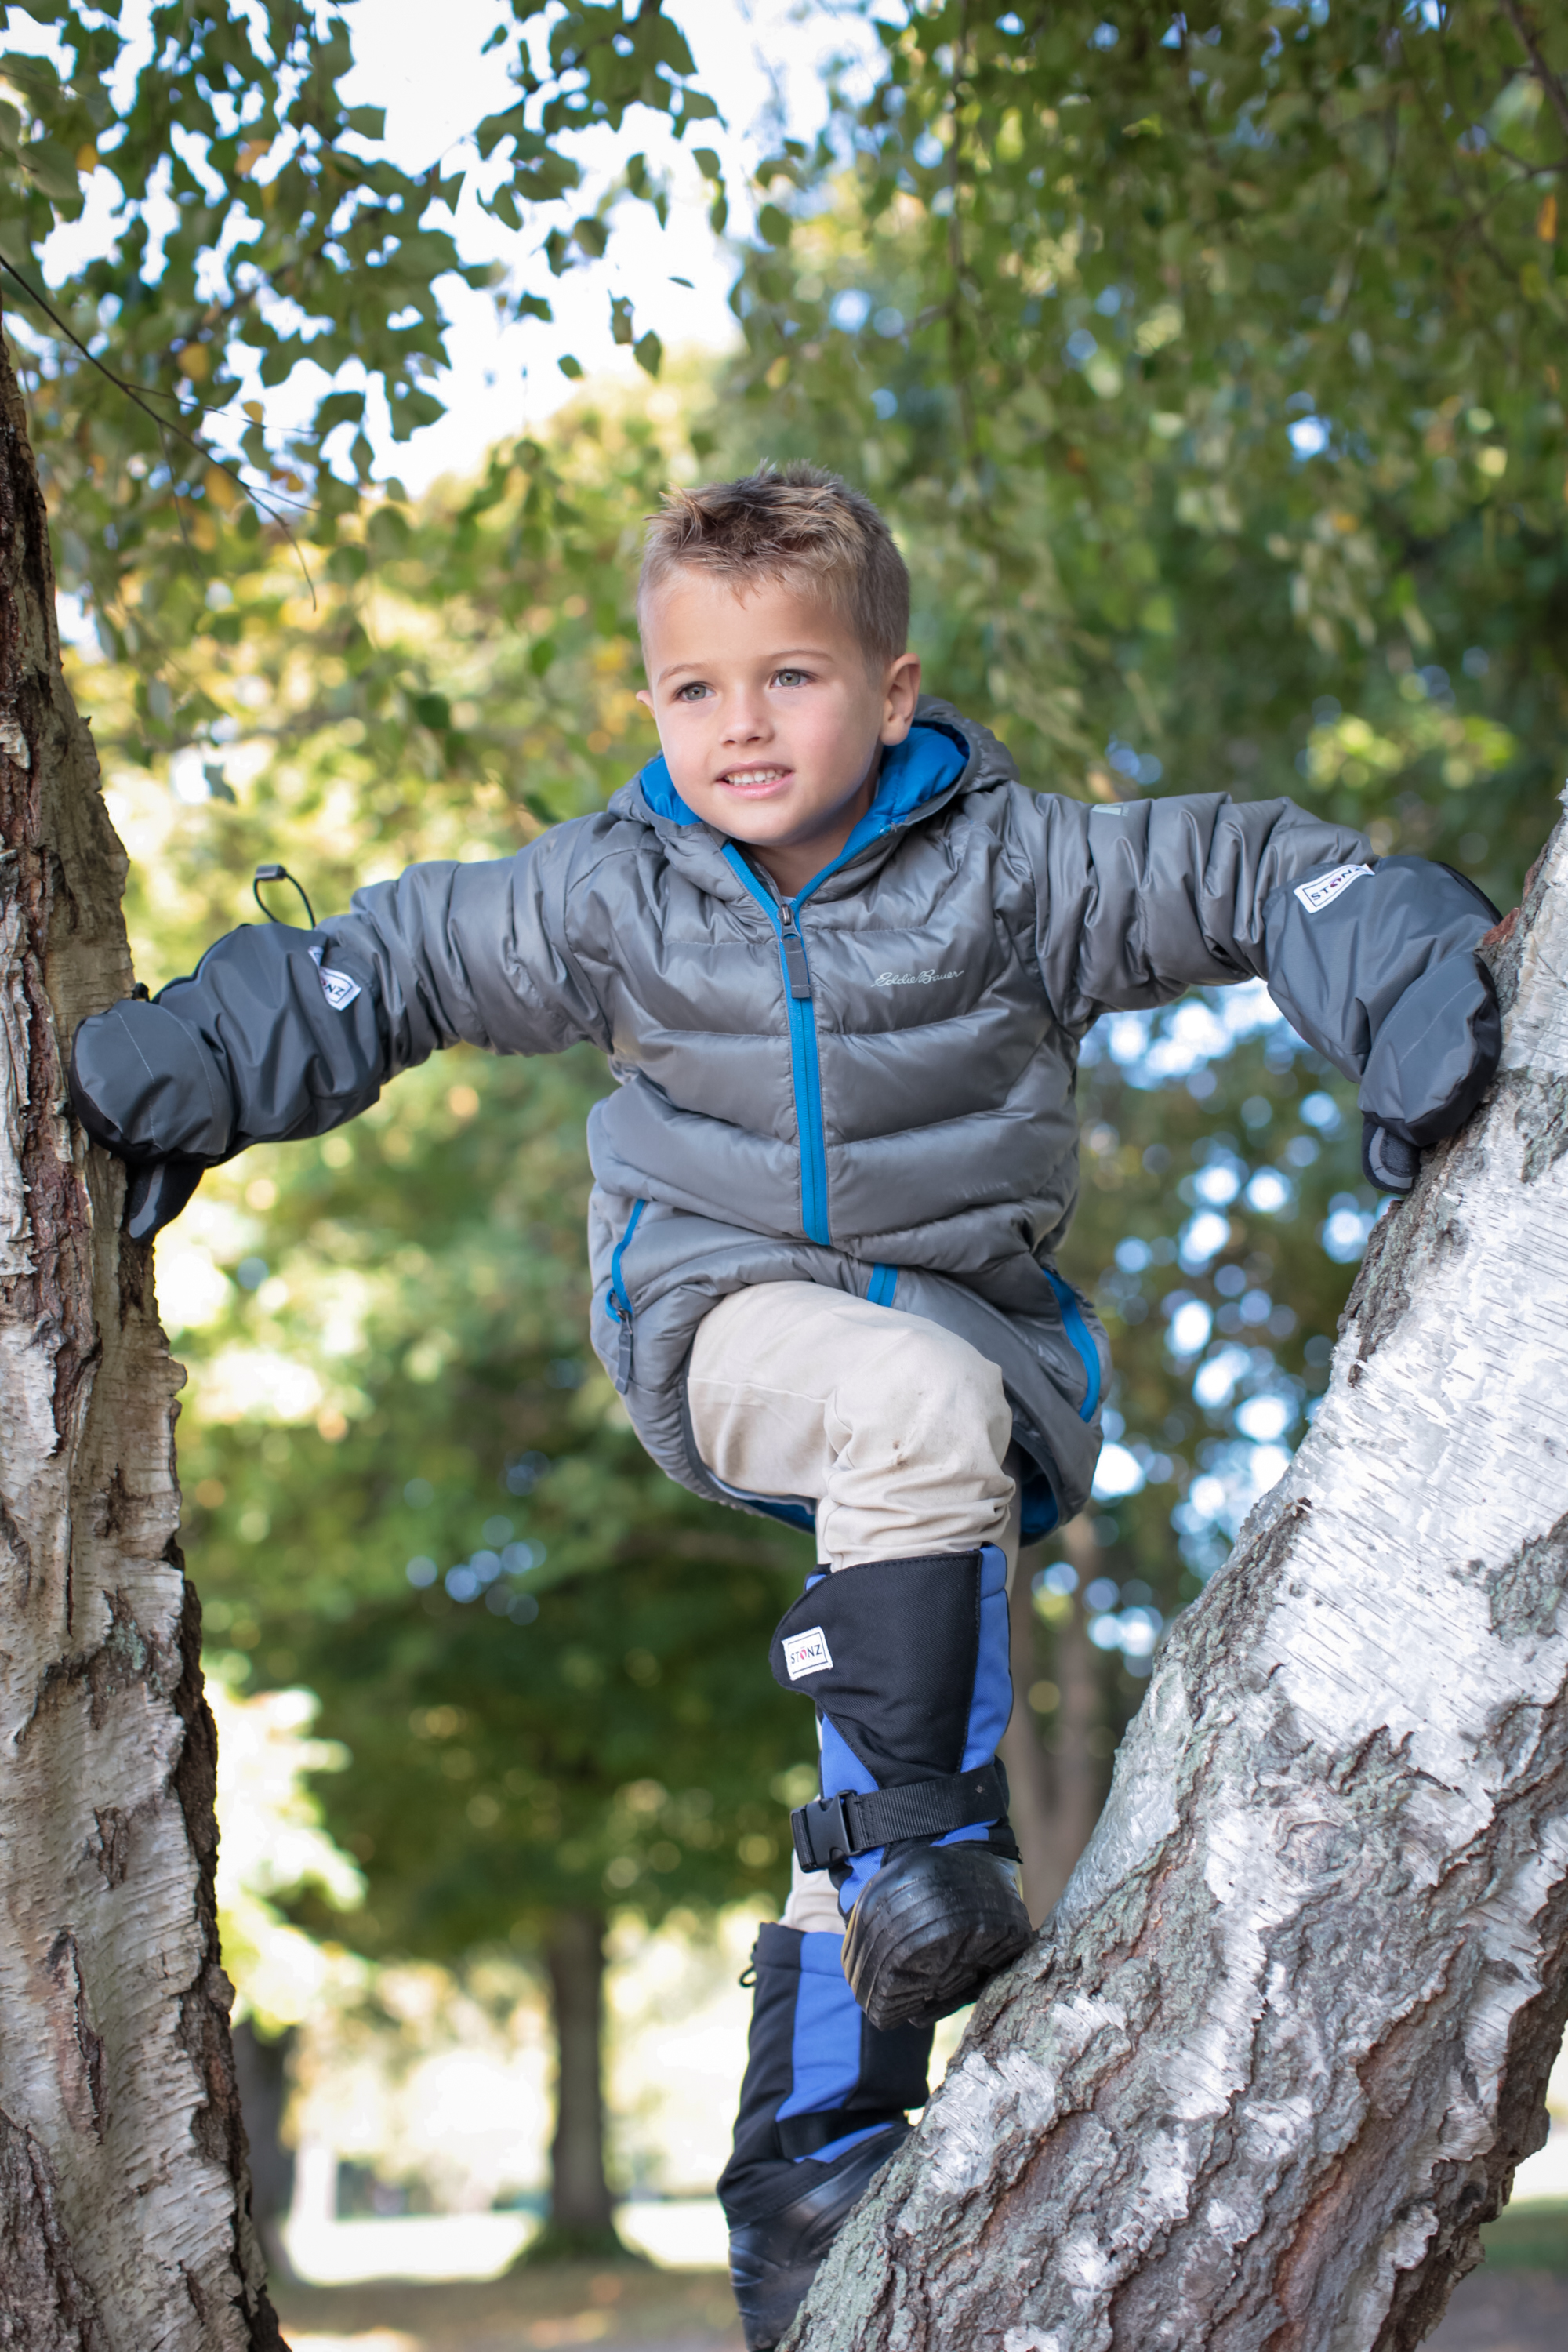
[773,668,808,688]
[674,681,710,702]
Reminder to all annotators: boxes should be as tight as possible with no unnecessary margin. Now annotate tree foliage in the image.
[734,0,1566,878]
[2,0,709,707]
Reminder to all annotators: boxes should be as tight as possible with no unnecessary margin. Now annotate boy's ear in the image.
[880,650,922,743]
[635,687,654,713]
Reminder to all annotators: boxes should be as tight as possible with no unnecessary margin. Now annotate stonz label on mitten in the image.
[318,967,361,1011]
[1294,863,1372,914]
[309,944,364,1010]
[782,1627,833,1680]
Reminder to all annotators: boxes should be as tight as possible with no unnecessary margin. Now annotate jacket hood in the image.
[608,696,1018,899]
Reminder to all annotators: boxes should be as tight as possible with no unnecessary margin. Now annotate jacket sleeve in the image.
[1018,790,1499,1161]
[1022,790,1374,1022]
[68,841,608,1169]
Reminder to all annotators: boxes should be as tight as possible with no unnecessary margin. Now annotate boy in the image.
[71,465,1500,2347]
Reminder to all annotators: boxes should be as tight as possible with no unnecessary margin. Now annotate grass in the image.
[273,2259,742,2350]
[1479,2199,1568,2273]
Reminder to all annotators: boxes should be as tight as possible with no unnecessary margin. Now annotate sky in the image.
[20,0,889,494]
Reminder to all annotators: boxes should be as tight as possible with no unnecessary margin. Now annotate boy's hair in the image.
[637,462,909,667]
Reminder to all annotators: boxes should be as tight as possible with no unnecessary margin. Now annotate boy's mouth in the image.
[718,765,793,796]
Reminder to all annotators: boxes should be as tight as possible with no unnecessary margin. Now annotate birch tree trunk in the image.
[0,327,278,2343]
[790,811,1568,2352]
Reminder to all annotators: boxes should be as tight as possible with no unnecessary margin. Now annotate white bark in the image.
[0,333,277,2341]
[793,812,1568,2350]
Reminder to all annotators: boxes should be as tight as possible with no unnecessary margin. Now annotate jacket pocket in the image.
[1042,1266,1103,1423]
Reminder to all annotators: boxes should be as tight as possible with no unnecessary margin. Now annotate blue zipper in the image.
[867,1263,898,1308]
[1044,1266,1101,1421]
[607,1197,646,1392]
[724,848,833,1246]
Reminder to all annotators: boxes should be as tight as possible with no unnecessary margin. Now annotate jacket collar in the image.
[610,697,1018,902]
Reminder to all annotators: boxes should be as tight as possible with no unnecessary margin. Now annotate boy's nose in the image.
[722,699,770,742]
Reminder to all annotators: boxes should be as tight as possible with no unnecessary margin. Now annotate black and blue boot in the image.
[720,1924,931,2351]
[770,1544,1033,2031]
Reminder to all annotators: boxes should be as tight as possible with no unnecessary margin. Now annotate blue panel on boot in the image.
[938,1541,1012,1853]
[717,1924,930,2229]
[777,1932,866,2130]
[721,1925,929,2352]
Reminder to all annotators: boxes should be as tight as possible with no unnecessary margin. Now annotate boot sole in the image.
[842,1844,1033,2031]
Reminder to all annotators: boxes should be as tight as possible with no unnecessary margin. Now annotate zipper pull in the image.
[779,906,813,1000]
[611,1301,633,1393]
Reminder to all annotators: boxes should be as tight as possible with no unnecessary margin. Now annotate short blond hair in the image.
[637,462,909,667]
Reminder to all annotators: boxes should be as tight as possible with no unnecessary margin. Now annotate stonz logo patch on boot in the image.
[782,1627,833,1680]
[1294,863,1372,915]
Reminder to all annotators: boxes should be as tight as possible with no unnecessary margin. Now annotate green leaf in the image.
[633,329,662,378]
[366,507,412,561]
[22,134,82,203]
[314,390,367,436]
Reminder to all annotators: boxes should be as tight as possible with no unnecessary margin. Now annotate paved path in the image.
[1428,2269,1568,2351]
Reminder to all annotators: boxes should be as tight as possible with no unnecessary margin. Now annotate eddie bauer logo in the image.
[782,1627,833,1681]
[874,966,966,989]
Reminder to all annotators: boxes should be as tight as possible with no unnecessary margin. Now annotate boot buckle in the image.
[791,1791,857,1871]
[789,1760,1013,1874]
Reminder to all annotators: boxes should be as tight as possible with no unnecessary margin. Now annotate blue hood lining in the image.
[635,723,969,876]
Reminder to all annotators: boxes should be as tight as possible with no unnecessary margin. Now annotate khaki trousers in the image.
[687,1282,1020,1936]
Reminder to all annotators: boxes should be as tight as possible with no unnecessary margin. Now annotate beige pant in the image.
[688,1282,1019,1936]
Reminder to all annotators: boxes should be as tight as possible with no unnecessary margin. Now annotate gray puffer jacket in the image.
[70,698,1500,1536]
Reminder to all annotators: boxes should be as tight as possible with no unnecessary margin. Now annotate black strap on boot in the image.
[775,2107,908,2159]
[790,1759,1010,1872]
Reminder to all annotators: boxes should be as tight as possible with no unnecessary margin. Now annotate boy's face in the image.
[636,569,920,894]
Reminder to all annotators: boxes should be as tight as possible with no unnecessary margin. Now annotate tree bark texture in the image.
[789,815,1568,2351]
[0,325,278,2345]
[543,1906,615,2234]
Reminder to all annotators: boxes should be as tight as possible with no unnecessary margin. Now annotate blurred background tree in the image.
[26,0,1568,2248]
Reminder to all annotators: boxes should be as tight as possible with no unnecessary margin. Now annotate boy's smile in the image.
[637,571,920,897]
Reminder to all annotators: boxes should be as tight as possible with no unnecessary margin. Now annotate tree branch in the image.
[0,253,317,604]
[1499,0,1568,148]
